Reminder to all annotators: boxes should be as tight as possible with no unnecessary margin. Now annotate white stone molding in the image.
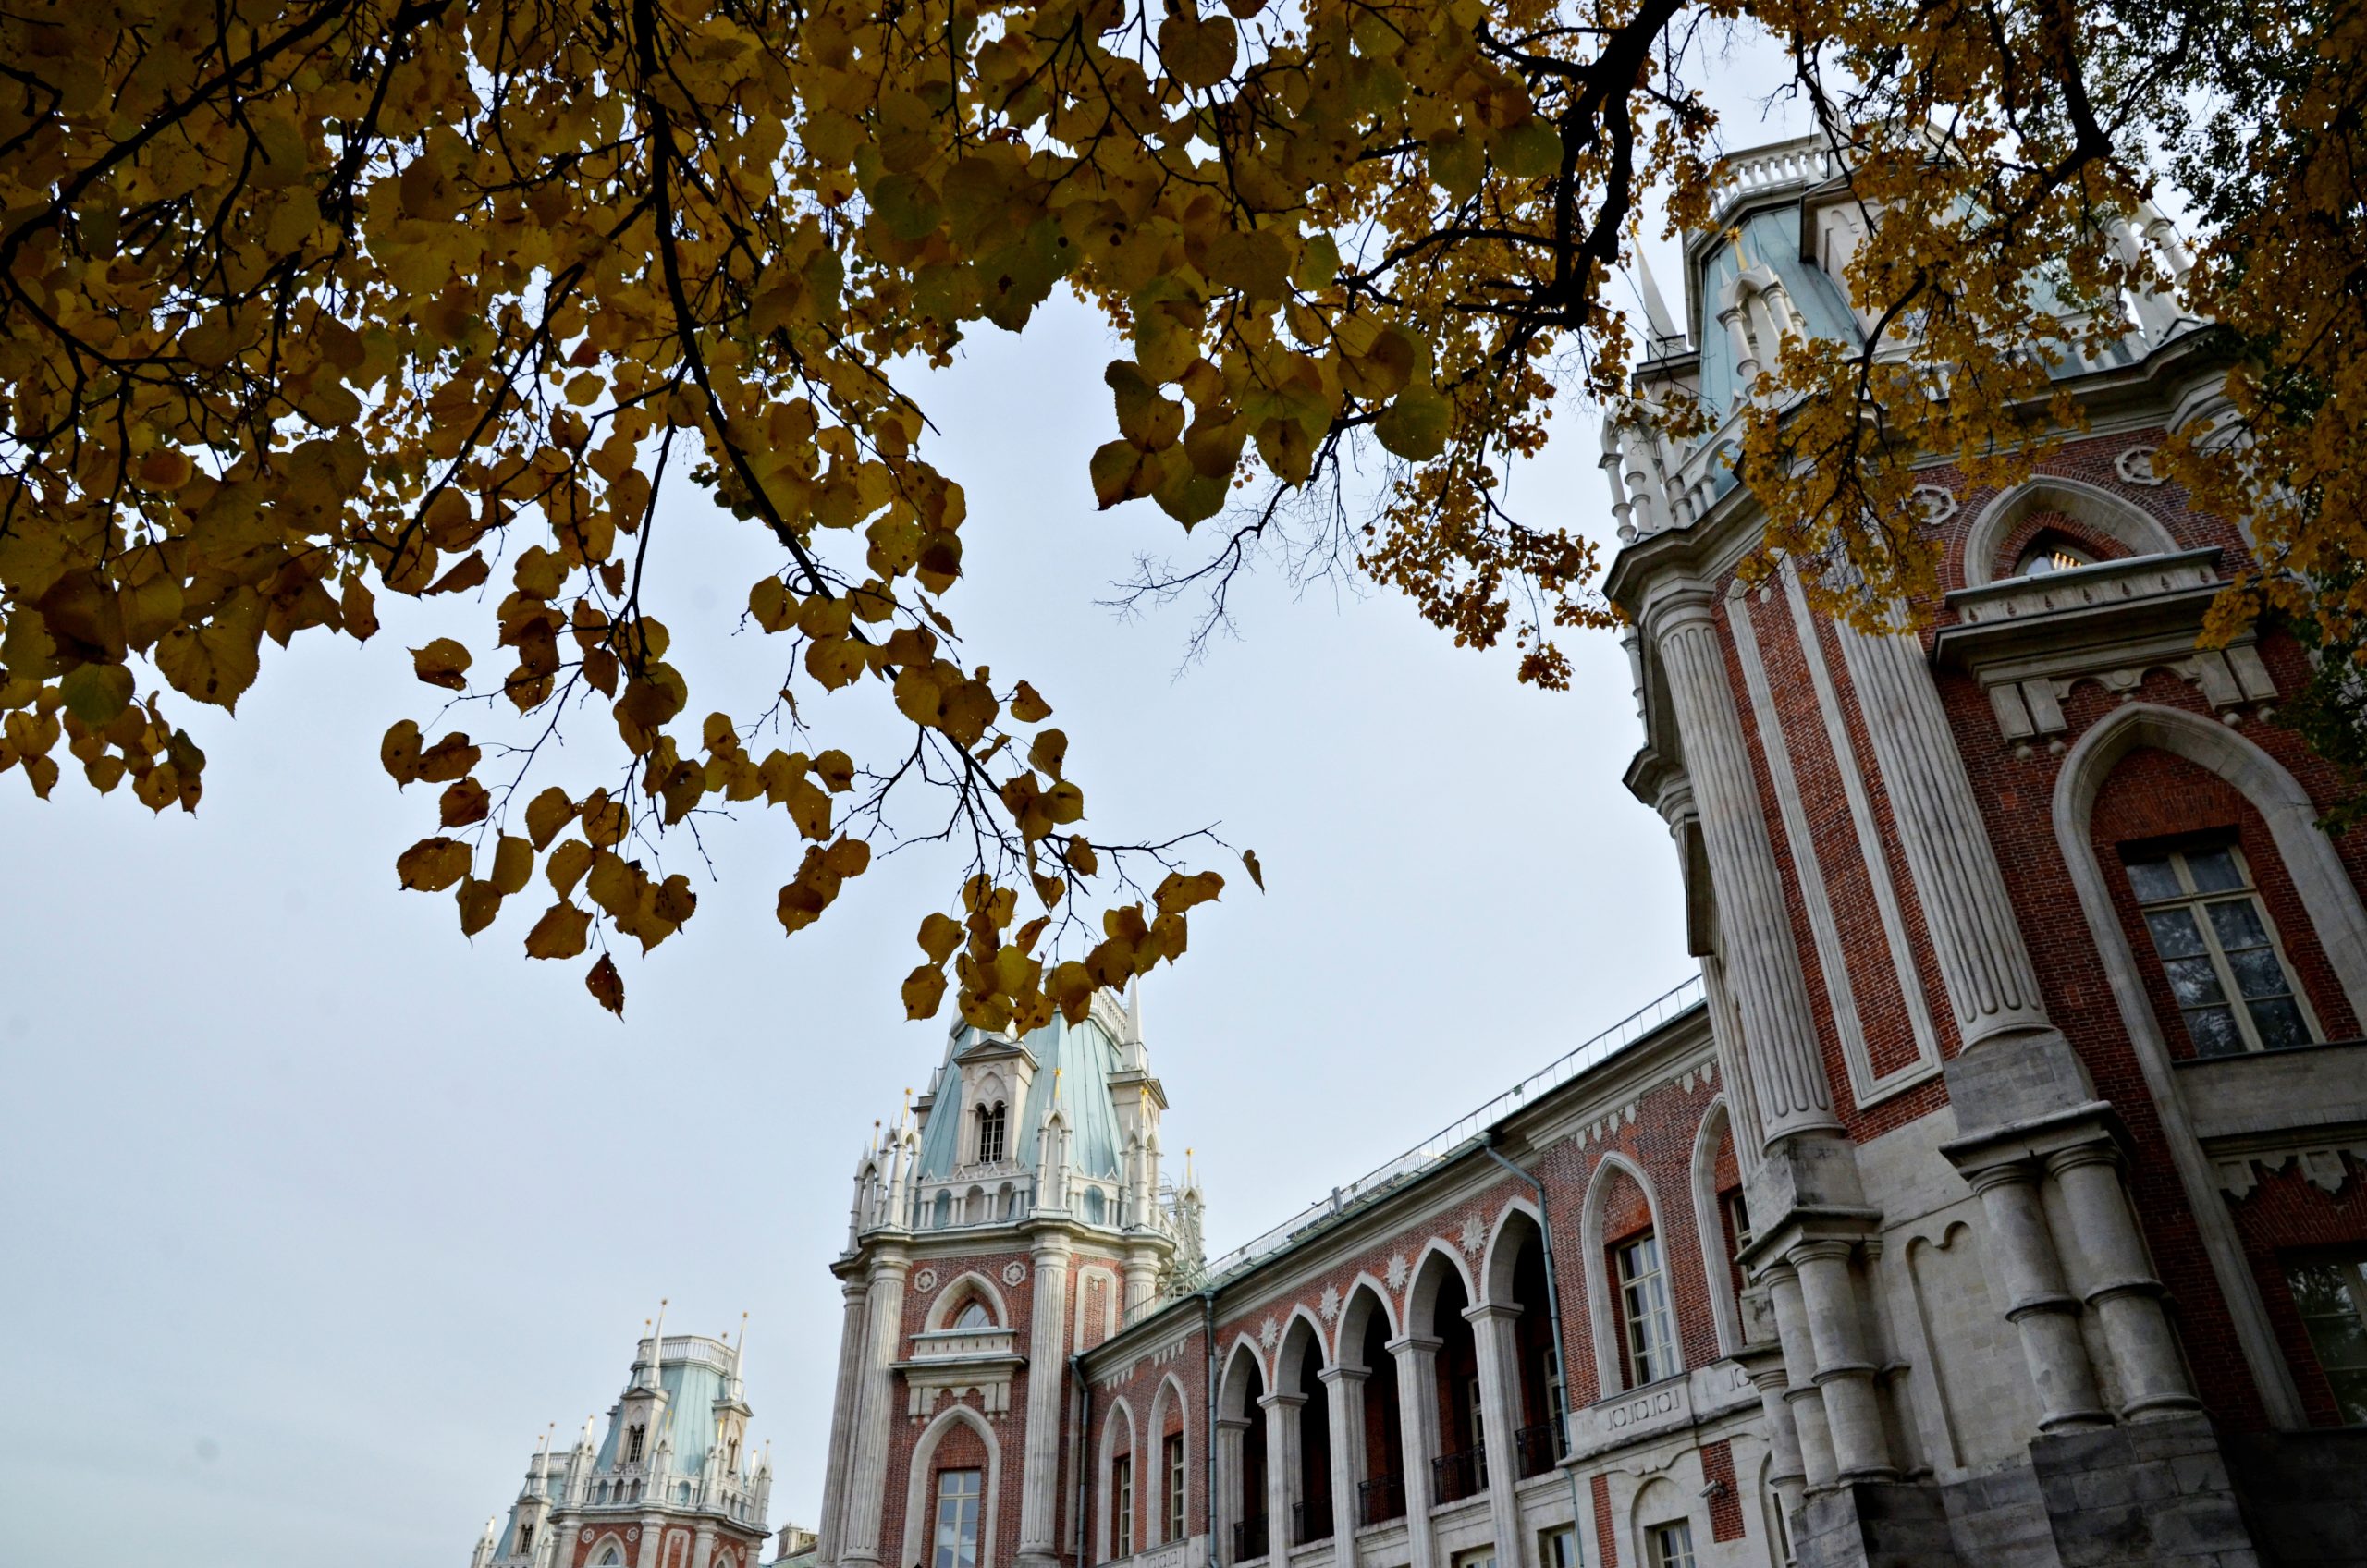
[1837,621,2053,1053]
[1402,1239,1480,1339]
[1146,1372,1195,1548]
[923,1270,1013,1332]
[898,1404,1003,1568]
[913,1268,939,1293]
[1686,1099,1747,1357]
[1096,1396,1139,1563]
[1579,1152,1681,1397]
[2216,1144,2367,1197]
[1783,569,1945,1100]
[1699,956,1766,1181]
[2116,446,2166,486]
[1727,582,1877,1113]
[1959,474,2182,589]
[1478,1195,1546,1310]
[2051,701,2324,1427]
[1913,484,1960,524]
[1002,1259,1029,1286]
[1652,593,1842,1142]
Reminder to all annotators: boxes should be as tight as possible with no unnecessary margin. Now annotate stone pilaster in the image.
[2046,1145,2200,1420]
[1788,1241,1896,1482]
[1466,1302,1527,1568]
[1963,1162,2111,1432]
[1386,1334,1443,1568]
[1215,1416,1251,1560]
[816,1277,870,1566]
[1651,592,1841,1145]
[1764,1263,1838,1493]
[1018,1238,1073,1568]
[1318,1366,1367,1568]
[1259,1390,1302,1557]
[837,1250,910,1567]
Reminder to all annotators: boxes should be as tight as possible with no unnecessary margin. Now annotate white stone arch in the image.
[586,1534,629,1567]
[1097,1393,1141,1562]
[1580,1151,1679,1394]
[924,1270,1012,1332]
[1688,1096,1746,1355]
[1756,1452,1793,1567]
[1629,1475,1698,1568]
[2053,701,2365,1428]
[1146,1371,1195,1546]
[900,1403,1003,1568]
[1219,1333,1269,1414]
[1962,475,2181,588]
[1478,1195,1546,1308]
[1074,1265,1120,1346]
[1271,1305,1332,1390]
[1403,1238,1479,1339]
[1333,1274,1401,1363]
[1215,1336,1269,1556]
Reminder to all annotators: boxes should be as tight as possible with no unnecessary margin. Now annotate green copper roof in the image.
[914,1013,1128,1182]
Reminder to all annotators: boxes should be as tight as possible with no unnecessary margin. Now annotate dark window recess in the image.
[1357,1472,1406,1526]
[2287,1251,2367,1426]
[1431,1446,1484,1504]
[2124,843,2317,1056]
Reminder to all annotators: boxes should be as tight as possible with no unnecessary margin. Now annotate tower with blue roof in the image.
[816,983,1205,1568]
[472,1317,776,1568]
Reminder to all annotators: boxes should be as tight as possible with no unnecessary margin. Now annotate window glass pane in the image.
[2161,954,2227,1008]
[2187,848,2244,893]
[2145,908,2210,961]
[936,1471,983,1568]
[2222,943,2294,1000]
[2287,1258,2367,1425]
[2125,856,2183,902]
[2206,899,2273,950]
[2250,995,2313,1053]
[2185,1005,2245,1056]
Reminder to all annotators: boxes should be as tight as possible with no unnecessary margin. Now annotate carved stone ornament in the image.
[2215,1144,2365,1199]
[627,1530,641,1542]
[2116,445,2166,486]
[1385,1252,1410,1292]
[1318,1284,1341,1322]
[1001,1260,1028,1285]
[1459,1216,1486,1256]
[1259,1315,1280,1349]
[913,1267,938,1293]
[1911,484,1960,524]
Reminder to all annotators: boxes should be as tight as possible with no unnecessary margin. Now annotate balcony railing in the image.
[1291,1499,1333,1546]
[1430,1448,1485,1504]
[1356,1473,1405,1525]
[1515,1421,1564,1479]
[1233,1514,1269,1562]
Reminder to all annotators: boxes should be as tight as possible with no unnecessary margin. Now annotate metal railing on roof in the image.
[1189,974,1707,1289]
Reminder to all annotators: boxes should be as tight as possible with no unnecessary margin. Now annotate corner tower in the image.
[472,1322,774,1568]
[817,986,1206,1568]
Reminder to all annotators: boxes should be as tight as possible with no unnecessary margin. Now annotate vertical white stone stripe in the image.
[1783,570,1944,1096]
[1655,598,1840,1140]
[1727,582,1871,1110]
[1836,624,2049,1044]
[1018,1244,1073,1562]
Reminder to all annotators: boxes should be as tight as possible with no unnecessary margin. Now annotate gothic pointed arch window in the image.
[975,1100,1008,1165]
[953,1297,994,1329]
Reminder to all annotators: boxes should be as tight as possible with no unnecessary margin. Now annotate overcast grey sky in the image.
[3,56,1801,1568]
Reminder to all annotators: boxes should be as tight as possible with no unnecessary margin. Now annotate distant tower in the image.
[816,986,1204,1568]
[472,1322,773,1568]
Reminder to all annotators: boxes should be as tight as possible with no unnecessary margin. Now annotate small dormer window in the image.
[728,1436,741,1470]
[975,1101,1007,1164]
[2016,534,2095,577]
[626,1424,645,1464]
[519,1522,535,1554]
[953,1299,992,1329]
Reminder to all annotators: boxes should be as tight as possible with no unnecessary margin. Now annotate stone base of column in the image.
[2029,1415,2262,1568]
[1015,1550,1063,1568]
[1793,1479,1965,1568]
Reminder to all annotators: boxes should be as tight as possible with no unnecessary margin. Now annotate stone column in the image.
[1762,1264,1836,1493]
[1735,1342,1805,1518]
[1964,1162,2110,1430]
[816,1277,872,1566]
[839,1249,910,1566]
[2047,1145,2200,1419]
[1216,1416,1252,1561]
[1019,1240,1075,1568]
[1835,625,2065,1071]
[1788,1242,1895,1482]
[551,1521,583,1568]
[1260,1391,1302,1556]
[1122,1244,1161,1327]
[1319,1366,1367,1568]
[1651,593,1841,1145]
[1386,1335,1444,1568]
[1465,1303,1527,1568]
[692,1523,718,1568]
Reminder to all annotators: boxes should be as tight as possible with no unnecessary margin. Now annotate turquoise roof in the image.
[914,1013,1127,1182]
[594,1357,734,1477]
[1695,207,1862,413]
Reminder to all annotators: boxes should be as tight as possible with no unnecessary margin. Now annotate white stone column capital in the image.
[1461,1301,1522,1324]
[1317,1365,1370,1386]
[1383,1333,1443,1360]
[1256,1390,1308,1411]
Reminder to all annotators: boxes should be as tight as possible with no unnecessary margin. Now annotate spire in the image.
[633,1299,669,1391]
[1634,247,1681,350]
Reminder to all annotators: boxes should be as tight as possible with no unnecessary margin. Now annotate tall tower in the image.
[816,986,1204,1568]
[473,1322,775,1568]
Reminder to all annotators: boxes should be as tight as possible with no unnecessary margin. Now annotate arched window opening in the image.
[1427,1266,1485,1503]
[1289,1332,1331,1545]
[1614,1232,1678,1386]
[1226,1353,1269,1562]
[975,1101,1008,1165]
[596,1545,625,1567]
[1508,1233,1563,1478]
[1351,1305,1405,1525]
[626,1423,646,1464]
[2015,530,2098,578]
[933,1468,984,1568]
[934,1190,955,1229]
[953,1297,994,1330]
[1162,1422,1188,1543]
[1110,1446,1134,1561]
[2121,838,2320,1055]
